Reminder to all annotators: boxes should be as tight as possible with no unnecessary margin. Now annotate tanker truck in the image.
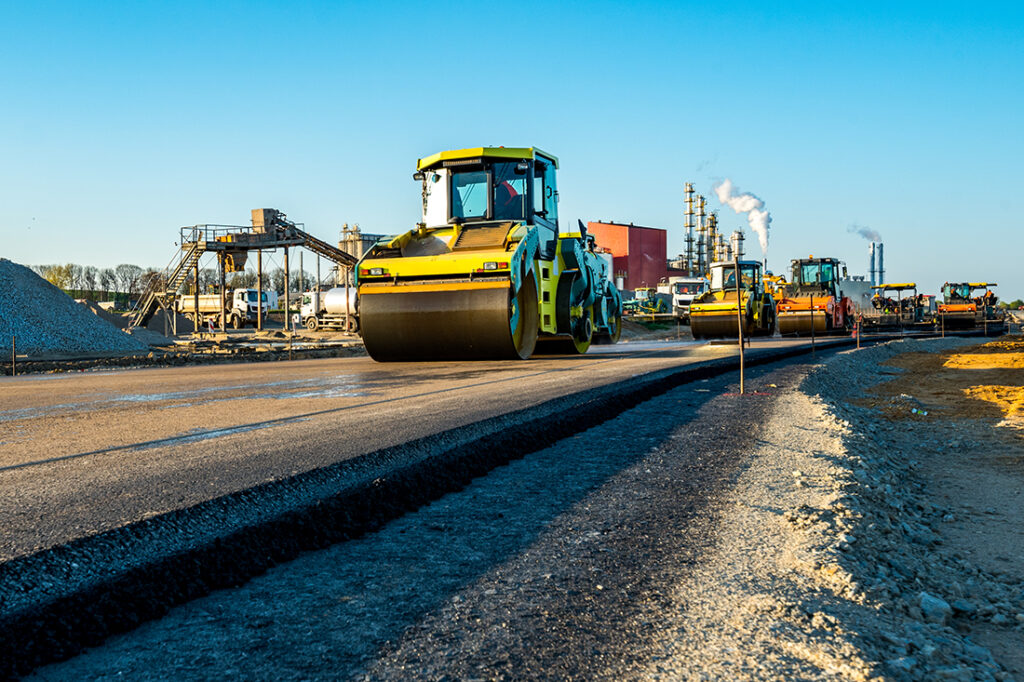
[298,287,359,332]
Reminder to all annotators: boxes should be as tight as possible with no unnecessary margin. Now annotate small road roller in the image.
[356,147,622,361]
[689,260,776,340]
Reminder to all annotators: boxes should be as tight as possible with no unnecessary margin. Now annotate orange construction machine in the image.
[776,256,853,336]
[938,282,1006,333]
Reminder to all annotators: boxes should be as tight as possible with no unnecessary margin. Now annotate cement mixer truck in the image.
[298,287,359,332]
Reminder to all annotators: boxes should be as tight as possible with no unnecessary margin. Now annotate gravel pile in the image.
[614,338,1020,681]
[0,259,148,356]
[796,338,1022,680]
[77,299,129,329]
[80,299,196,335]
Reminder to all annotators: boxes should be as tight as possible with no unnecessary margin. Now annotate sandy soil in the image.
[862,338,1024,675]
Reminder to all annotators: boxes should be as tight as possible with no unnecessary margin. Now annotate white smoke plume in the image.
[847,223,882,242]
[713,179,771,257]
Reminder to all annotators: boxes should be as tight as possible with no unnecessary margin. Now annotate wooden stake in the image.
[734,255,744,395]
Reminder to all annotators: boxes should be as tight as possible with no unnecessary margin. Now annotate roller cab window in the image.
[492,162,528,221]
[532,158,558,258]
[449,162,530,223]
[450,170,489,220]
[712,264,760,291]
[799,262,835,286]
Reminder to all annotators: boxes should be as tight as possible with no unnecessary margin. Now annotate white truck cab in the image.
[657,277,708,322]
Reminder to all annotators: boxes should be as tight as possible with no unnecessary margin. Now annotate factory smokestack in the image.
[869,242,876,287]
[877,243,885,285]
[714,179,771,259]
[730,230,745,261]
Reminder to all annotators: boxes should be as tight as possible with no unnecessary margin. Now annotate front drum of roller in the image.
[689,312,746,339]
[359,278,538,361]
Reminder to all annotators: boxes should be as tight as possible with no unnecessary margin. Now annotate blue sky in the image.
[2,1,1022,297]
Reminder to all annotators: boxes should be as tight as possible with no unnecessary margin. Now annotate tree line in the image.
[33,263,323,300]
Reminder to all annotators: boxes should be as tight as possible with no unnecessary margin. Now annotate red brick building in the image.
[586,221,669,292]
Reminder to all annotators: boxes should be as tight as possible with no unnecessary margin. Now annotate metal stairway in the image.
[128,242,202,328]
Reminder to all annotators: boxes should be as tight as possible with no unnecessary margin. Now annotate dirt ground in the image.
[863,337,1024,674]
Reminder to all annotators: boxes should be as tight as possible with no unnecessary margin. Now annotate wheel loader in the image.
[776,256,853,336]
[689,260,776,339]
[356,147,623,361]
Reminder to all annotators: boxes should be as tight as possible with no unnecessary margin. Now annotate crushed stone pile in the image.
[144,308,194,335]
[0,259,148,356]
[79,299,195,335]
[77,299,129,329]
[798,338,1023,680]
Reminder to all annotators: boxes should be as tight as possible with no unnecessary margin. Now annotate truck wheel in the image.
[231,314,243,330]
[346,317,360,334]
[305,317,319,331]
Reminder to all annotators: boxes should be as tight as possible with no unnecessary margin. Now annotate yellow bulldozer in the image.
[356,147,623,360]
[689,260,776,339]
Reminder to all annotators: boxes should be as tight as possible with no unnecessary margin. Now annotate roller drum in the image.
[359,278,538,361]
[777,311,827,336]
[690,312,752,339]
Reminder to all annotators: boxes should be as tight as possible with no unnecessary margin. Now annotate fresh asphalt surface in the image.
[0,337,837,562]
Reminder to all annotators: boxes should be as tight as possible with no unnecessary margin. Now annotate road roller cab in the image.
[689,260,776,339]
[776,256,853,336]
[356,147,623,361]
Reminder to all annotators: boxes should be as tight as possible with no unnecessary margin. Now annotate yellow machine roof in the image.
[417,147,559,171]
[710,260,763,268]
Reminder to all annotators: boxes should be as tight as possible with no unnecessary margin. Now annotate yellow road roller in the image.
[689,260,776,339]
[357,147,622,361]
